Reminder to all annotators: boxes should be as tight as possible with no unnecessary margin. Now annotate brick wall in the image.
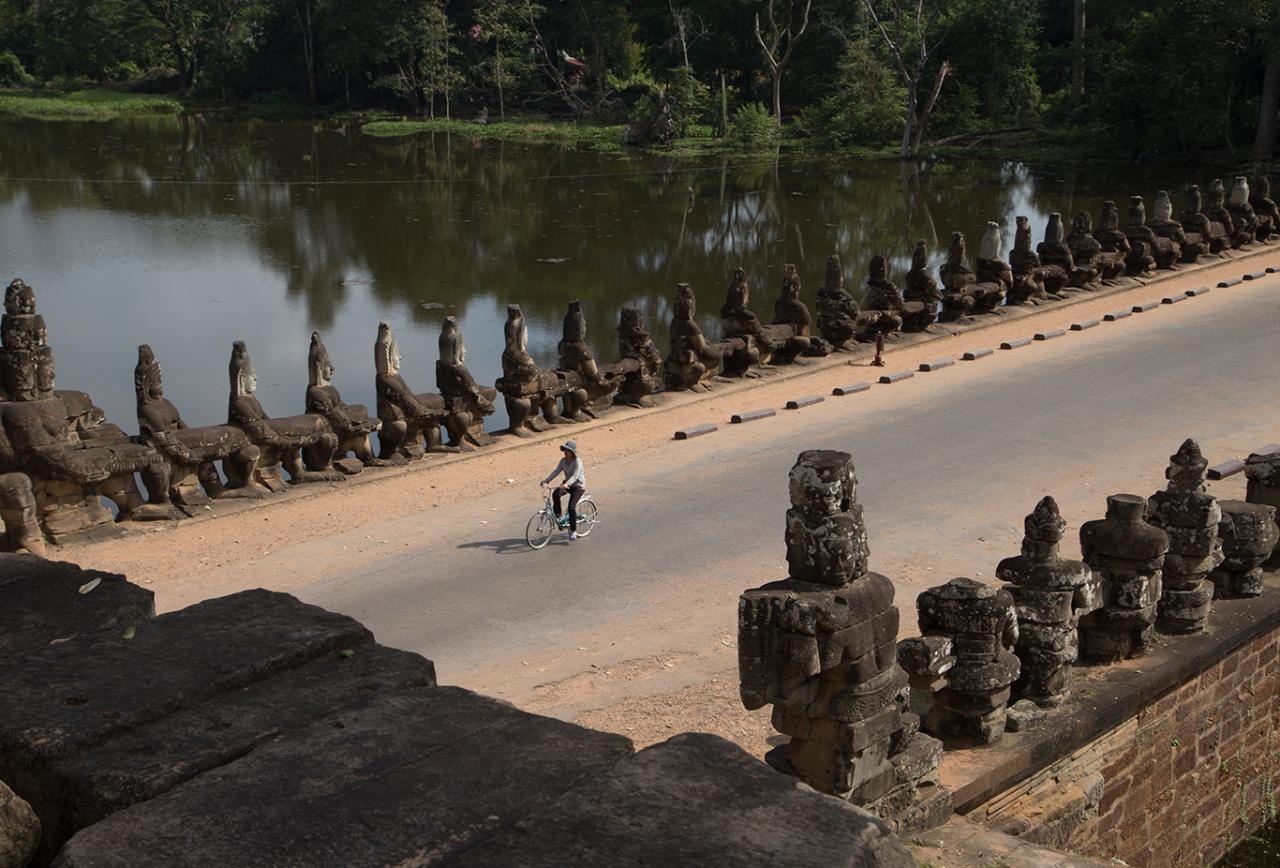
[1064,630,1280,866]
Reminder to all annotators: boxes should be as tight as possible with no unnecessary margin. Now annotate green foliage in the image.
[664,65,711,136]
[0,89,183,118]
[795,40,905,148]
[727,101,778,150]
[0,51,34,87]
[942,0,1043,124]
[361,116,626,151]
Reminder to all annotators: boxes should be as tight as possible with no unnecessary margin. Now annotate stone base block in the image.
[1211,567,1265,598]
[868,780,953,837]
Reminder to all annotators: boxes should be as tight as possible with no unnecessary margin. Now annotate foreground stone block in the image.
[449,734,915,868]
[1145,440,1221,634]
[1,780,39,868]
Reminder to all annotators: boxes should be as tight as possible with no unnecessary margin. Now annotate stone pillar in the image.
[907,578,1020,745]
[1145,440,1221,634]
[1211,501,1279,598]
[996,496,1100,706]
[1078,494,1169,663]
[738,450,948,833]
[1244,448,1280,565]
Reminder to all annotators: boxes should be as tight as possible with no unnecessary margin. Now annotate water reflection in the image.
[0,115,1209,432]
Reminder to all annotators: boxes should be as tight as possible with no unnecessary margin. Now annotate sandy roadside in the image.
[60,245,1278,590]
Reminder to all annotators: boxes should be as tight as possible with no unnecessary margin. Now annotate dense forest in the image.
[1,0,1277,160]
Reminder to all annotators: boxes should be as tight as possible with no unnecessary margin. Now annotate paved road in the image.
[296,277,1280,704]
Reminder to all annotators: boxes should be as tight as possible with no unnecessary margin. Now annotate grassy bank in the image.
[0,89,183,119]
[362,116,627,151]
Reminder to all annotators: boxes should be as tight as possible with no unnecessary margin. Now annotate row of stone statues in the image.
[738,442,1279,828]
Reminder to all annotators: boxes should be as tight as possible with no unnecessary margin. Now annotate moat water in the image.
[0,115,1219,430]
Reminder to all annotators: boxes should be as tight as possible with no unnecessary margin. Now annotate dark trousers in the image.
[553,485,584,532]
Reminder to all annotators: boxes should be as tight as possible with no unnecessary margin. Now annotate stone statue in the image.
[557,300,622,420]
[1244,447,1280,566]
[816,255,882,350]
[497,305,564,435]
[1008,216,1064,304]
[771,264,828,359]
[228,341,341,489]
[1226,177,1260,245]
[436,316,497,448]
[615,307,663,407]
[374,322,456,456]
[996,497,1099,706]
[1,279,53,401]
[0,473,44,554]
[135,344,265,507]
[862,256,905,337]
[902,241,943,330]
[1123,196,1173,271]
[1206,179,1247,248]
[1182,184,1230,254]
[1039,213,1081,285]
[938,232,980,321]
[1211,501,1278,598]
[306,333,385,471]
[1077,494,1169,663]
[909,577,1020,745]
[739,450,946,824]
[665,283,727,391]
[1144,439,1221,634]
[972,221,1011,310]
[1061,212,1109,285]
[1249,175,1279,241]
[720,268,794,374]
[1147,190,1202,262]
[1093,201,1135,277]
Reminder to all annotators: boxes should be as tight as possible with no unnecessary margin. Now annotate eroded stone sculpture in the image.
[228,341,340,489]
[1063,211,1112,284]
[1207,179,1249,248]
[720,268,798,373]
[1077,494,1169,663]
[615,307,663,407]
[863,256,905,337]
[0,472,44,554]
[1249,176,1279,241]
[306,333,384,471]
[1147,191,1201,262]
[1182,184,1230,254]
[1094,201,1137,276]
[372,323,458,456]
[996,497,1099,706]
[436,317,497,449]
[495,306,564,436]
[974,221,1012,309]
[902,241,943,330]
[772,264,828,358]
[1009,216,1065,303]
[739,450,946,828]
[1244,447,1280,566]
[1144,439,1221,634]
[1124,196,1174,271]
[1227,177,1259,245]
[665,283,728,391]
[938,232,990,321]
[135,344,264,507]
[1211,501,1278,598]
[558,300,623,420]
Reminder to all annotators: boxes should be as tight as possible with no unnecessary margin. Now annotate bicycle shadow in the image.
[456,537,566,554]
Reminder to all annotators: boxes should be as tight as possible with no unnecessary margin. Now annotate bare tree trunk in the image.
[771,71,782,123]
[496,46,505,119]
[297,0,316,104]
[719,71,728,137]
[1071,0,1085,102]
[1255,58,1280,160]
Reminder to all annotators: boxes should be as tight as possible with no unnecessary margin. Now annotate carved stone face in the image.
[1230,177,1250,206]
[1026,495,1067,543]
[780,264,800,298]
[229,342,258,397]
[1070,211,1091,236]
[1186,184,1203,212]
[947,231,967,264]
[911,240,929,268]
[868,255,888,281]
[1099,202,1120,232]
[1153,191,1173,222]
[563,301,586,343]
[979,221,1002,260]
[134,345,164,402]
[504,305,528,354]
[620,307,641,330]
[727,268,749,308]
[309,333,335,387]
[4,279,35,317]
[1046,212,1066,243]
[824,255,843,291]
[440,317,466,366]
[375,323,400,376]
[1257,176,1273,198]
[788,450,855,519]
[674,284,696,320]
[1014,218,1032,251]
[1210,179,1227,206]
[1127,196,1146,227]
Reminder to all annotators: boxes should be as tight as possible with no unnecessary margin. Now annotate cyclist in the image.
[540,440,586,541]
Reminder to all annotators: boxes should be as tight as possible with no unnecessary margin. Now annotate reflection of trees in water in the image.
[1,116,1209,362]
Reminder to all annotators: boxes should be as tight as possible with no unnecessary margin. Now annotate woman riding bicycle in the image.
[540,440,586,541]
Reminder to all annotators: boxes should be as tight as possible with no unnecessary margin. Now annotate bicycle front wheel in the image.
[574,500,599,536]
[526,512,555,549]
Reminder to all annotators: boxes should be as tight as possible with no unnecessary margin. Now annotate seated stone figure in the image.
[1250,176,1279,241]
[615,307,663,407]
[973,221,1011,311]
[1093,201,1137,275]
[1206,179,1248,248]
[771,264,828,358]
[1059,212,1106,285]
[901,240,943,330]
[1121,196,1162,274]
[305,333,385,472]
[1227,177,1260,244]
[135,344,265,507]
[557,300,623,421]
[0,472,43,554]
[861,255,906,339]
[816,255,886,348]
[1009,216,1065,303]
[497,305,567,435]
[373,323,456,457]
[720,268,795,375]
[436,317,497,449]
[227,341,340,490]
[938,231,986,321]
[665,283,730,391]
[1147,190,1202,262]
[1182,184,1230,254]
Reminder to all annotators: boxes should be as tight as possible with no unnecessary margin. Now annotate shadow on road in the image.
[456,537,557,554]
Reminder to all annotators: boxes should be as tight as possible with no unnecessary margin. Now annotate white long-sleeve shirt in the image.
[543,456,585,488]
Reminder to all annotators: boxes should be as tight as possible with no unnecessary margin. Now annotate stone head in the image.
[726,268,750,308]
[1046,212,1066,243]
[375,322,401,377]
[1127,196,1147,227]
[1165,438,1208,490]
[1186,184,1203,213]
[979,221,1003,260]
[1014,217,1032,252]
[674,283,696,320]
[229,341,257,396]
[439,316,465,366]
[780,264,800,299]
[1099,201,1121,232]
[947,231,967,263]
[619,306,642,332]
[1210,179,1227,206]
[1230,177,1250,206]
[823,254,844,291]
[504,305,528,353]
[1069,211,1091,237]
[4,279,35,317]
[1256,176,1273,198]
[868,255,888,282]
[309,332,335,387]
[562,300,586,343]
[788,449,856,519]
[1025,495,1066,543]
[1153,191,1173,223]
[911,240,929,269]
[134,344,163,402]
[1104,493,1146,523]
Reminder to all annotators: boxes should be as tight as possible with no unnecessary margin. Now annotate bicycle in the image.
[526,487,598,549]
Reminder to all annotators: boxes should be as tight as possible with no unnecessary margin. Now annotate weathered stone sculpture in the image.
[1145,440,1221,634]
[739,451,946,829]
[1093,201,1136,276]
[373,323,458,457]
[1077,494,1169,663]
[938,232,980,321]
[972,221,1011,310]
[720,268,796,374]
[557,300,623,420]
[1182,184,1230,254]
[495,306,563,436]
[1211,501,1278,598]
[1061,211,1109,284]
[1147,190,1201,262]
[615,307,663,407]
[436,317,497,449]
[816,255,886,349]
[227,341,340,489]
[0,472,44,554]
[1009,216,1065,303]
[666,283,729,391]
[902,241,943,330]
[772,264,829,358]
[1244,447,1280,565]
[907,578,1019,745]
[1249,175,1279,240]
[135,344,264,507]
[1207,179,1249,248]
[996,497,1100,706]
[0,279,53,401]
[863,256,905,337]
[1227,177,1260,245]
[1124,196,1175,271]
[305,333,384,471]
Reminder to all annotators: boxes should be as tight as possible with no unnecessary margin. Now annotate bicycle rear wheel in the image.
[574,500,599,536]
[526,512,555,549]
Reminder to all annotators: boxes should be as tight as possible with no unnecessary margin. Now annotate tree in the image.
[863,0,953,159]
[295,0,318,103]
[473,0,539,119]
[1254,0,1280,159]
[370,0,459,117]
[752,0,812,123]
[1070,0,1085,101]
[137,0,267,96]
